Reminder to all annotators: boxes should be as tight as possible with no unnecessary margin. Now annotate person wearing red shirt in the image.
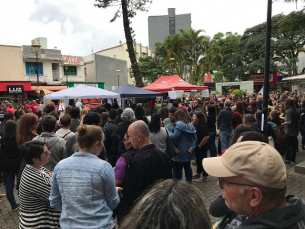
[24,100,31,111]
[30,100,39,114]
[147,98,155,115]
[5,103,15,114]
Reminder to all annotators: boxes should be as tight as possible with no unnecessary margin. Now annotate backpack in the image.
[274,125,286,144]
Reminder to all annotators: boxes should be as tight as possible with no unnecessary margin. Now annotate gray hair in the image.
[225,100,231,107]
[120,179,211,229]
[121,108,135,122]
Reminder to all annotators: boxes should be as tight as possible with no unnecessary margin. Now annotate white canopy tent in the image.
[43,84,120,106]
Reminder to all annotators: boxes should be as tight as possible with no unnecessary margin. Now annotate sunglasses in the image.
[218,178,265,195]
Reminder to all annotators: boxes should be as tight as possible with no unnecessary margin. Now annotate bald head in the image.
[130,120,150,138]
[127,120,150,149]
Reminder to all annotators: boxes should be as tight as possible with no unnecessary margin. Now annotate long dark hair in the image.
[3,120,17,140]
[235,101,244,114]
[158,107,169,121]
[135,105,145,120]
[149,113,161,133]
[207,105,216,116]
[194,112,207,125]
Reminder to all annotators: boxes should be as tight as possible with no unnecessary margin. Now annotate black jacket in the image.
[0,138,22,172]
[123,144,172,206]
[116,120,133,155]
[103,121,119,155]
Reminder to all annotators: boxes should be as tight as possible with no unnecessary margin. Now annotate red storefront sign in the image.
[249,73,278,85]
[0,82,31,92]
[62,55,84,65]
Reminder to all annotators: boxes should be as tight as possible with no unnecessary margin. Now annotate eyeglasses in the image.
[218,178,265,195]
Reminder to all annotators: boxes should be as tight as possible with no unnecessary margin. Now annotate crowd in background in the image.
[0,90,304,228]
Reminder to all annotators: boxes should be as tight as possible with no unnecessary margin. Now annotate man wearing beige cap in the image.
[203,141,305,228]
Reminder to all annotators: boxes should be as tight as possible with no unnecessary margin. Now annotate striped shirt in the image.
[19,165,60,228]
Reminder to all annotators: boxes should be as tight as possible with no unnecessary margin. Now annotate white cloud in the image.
[0,0,304,56]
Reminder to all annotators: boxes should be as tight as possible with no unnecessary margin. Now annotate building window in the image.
[63,66,77,76]
[25,62,43,76]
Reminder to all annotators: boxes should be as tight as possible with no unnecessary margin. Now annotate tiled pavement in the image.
[1,148,305,228]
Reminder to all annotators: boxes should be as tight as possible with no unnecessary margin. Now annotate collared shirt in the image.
[49,152,119,229]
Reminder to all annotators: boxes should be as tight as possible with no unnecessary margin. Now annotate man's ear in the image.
[249,187,264,207]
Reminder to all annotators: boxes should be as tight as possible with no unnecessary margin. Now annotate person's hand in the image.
[116,187,123,198]
[198,144,202,149]
[49,172,53,178]
[188,148,193,153]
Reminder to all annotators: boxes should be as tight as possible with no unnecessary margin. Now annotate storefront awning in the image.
[31,86,67,91]
[282,74,305,81]
[42,89,54,95]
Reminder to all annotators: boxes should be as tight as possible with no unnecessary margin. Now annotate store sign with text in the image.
[249,74,273,82]
[7,85,24,94]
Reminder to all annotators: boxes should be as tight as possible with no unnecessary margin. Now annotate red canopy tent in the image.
[142,75,208,93]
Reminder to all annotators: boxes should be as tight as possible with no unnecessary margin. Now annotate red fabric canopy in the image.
[142,75,208,93]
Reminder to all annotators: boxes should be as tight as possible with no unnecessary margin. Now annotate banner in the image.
[201,89,209,98]
[82,98,102,109]
[204,73,211,82]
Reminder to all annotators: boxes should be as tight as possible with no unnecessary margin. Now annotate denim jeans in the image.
[172,161,192,183]
[149,109,154,115]
[219,130,232,152]
[208,132,217,157]
[3,171,18,208]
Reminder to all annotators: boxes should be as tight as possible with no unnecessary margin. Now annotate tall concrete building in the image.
[148,8,191,53]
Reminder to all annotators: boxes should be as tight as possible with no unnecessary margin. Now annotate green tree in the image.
[213,71,224,83]
[237,11,305,77]
[95,0,151,87]
[137,56,164,85]
[211,32,242,81]
[273,10,305,76]
[154,34,185,77]
[198,37,223,83]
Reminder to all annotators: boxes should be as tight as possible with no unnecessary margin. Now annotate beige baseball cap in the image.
[202,141,287,189]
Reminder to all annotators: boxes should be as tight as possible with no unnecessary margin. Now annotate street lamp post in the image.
[31,44,41,102]
[116,70,120,88]
[262,0,272,126]
[170,58,175,75]
[64,62,69,86]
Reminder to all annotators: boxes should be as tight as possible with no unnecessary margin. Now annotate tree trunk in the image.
[121,0,143,87]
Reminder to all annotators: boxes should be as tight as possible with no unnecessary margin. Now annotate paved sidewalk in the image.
[1,149,305,228]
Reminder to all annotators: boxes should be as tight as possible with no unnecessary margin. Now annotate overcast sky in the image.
[1,0,304,56]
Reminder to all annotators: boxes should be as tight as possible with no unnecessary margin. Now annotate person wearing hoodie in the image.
[169,109,197,183]
[203,141,305,229]
[115,108,135,155]
[33,115,66,171]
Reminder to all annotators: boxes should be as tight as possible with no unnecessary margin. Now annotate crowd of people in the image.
[0,90,304,228]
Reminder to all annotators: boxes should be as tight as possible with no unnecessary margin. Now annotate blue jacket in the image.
[49,152,120,229]
[169,121,197,162]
